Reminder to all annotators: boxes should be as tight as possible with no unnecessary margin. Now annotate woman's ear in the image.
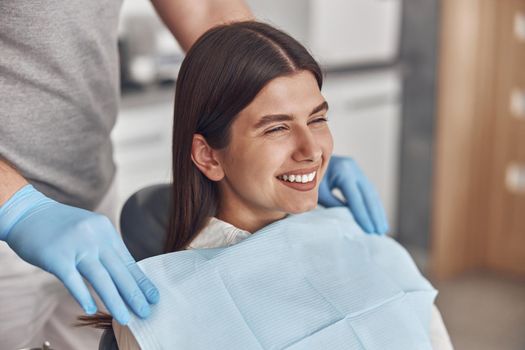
[191,134,225,181]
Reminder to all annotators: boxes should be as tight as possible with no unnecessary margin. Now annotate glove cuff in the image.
[0,184,51,241]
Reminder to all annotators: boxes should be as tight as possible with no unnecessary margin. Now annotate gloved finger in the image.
[364,181,389,234]
[358,181,388,235]
[317,177,345,208]
[113,239,160,304]
[77,257,130,325]
[53,265,97,314]
[338,181,374,233]
[100,250,151,319]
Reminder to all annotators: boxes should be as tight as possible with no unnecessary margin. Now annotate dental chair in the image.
[99,184,171,350]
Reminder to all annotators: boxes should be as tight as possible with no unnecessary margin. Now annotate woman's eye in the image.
[265,125,288,134]
[309,116,328,125]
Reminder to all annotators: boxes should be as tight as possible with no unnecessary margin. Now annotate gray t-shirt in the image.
[0,0,123,210]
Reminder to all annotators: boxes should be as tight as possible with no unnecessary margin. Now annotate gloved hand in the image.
[0,184,159,325]
[319,155,389,235]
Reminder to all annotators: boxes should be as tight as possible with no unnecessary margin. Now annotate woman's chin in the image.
[283,198,318,214]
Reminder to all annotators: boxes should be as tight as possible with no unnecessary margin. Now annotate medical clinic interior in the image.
[99,0,524,349]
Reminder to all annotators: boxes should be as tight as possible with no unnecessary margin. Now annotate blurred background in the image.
[112,0,525,349]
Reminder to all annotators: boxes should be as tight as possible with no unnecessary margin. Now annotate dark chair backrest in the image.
[99,184,172,350]
[98,328,118,350]
[120,183,171,261]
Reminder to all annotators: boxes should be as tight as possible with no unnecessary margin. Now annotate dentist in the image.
[0,0,388,349]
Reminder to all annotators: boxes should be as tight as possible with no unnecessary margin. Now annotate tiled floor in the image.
[431,272,525,350]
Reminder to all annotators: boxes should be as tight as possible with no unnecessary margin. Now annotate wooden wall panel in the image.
[432,0,525,279]
[431,0,499,279]
[486,0,525,275]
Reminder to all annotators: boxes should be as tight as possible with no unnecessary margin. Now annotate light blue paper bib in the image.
[129,208,437,349]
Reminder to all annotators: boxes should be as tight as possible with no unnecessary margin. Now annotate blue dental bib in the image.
[128,208,437,349]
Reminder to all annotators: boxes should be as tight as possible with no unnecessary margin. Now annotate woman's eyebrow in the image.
[310,101,329,115]
[254,101,329,129]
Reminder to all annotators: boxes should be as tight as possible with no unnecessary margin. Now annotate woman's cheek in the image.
[322,128,334,156]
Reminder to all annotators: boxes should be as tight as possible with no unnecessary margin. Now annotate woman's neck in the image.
[216,203,286,233]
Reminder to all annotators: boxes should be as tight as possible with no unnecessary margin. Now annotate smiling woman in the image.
[166,20,330,251]
[93,20,452,349]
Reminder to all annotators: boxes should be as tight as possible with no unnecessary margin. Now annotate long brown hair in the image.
[79,20,322,330]
[166,20,322,252]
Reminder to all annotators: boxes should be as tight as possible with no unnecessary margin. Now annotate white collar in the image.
[187,217,251,250]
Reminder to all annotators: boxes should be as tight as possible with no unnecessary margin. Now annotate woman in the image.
[110,21,452,349]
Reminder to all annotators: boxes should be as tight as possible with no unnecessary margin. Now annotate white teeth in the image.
[278,171,316,183]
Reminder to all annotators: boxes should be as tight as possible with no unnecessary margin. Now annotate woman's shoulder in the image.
[187,217,251,250]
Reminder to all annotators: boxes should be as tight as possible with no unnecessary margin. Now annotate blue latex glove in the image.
[0,184,159,325]
[319,155,389,235]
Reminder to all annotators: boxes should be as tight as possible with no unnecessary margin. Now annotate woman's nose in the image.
[292,127,323,162]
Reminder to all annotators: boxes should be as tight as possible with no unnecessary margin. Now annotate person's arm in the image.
[0,158,159,325]
[0,159,28,206]
[150,0,254,51]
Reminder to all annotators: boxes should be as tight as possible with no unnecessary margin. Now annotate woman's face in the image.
[215,70,333,231]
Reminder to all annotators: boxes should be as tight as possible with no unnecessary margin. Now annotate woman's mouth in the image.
[277,171,316,183]
[276,170,317,191]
